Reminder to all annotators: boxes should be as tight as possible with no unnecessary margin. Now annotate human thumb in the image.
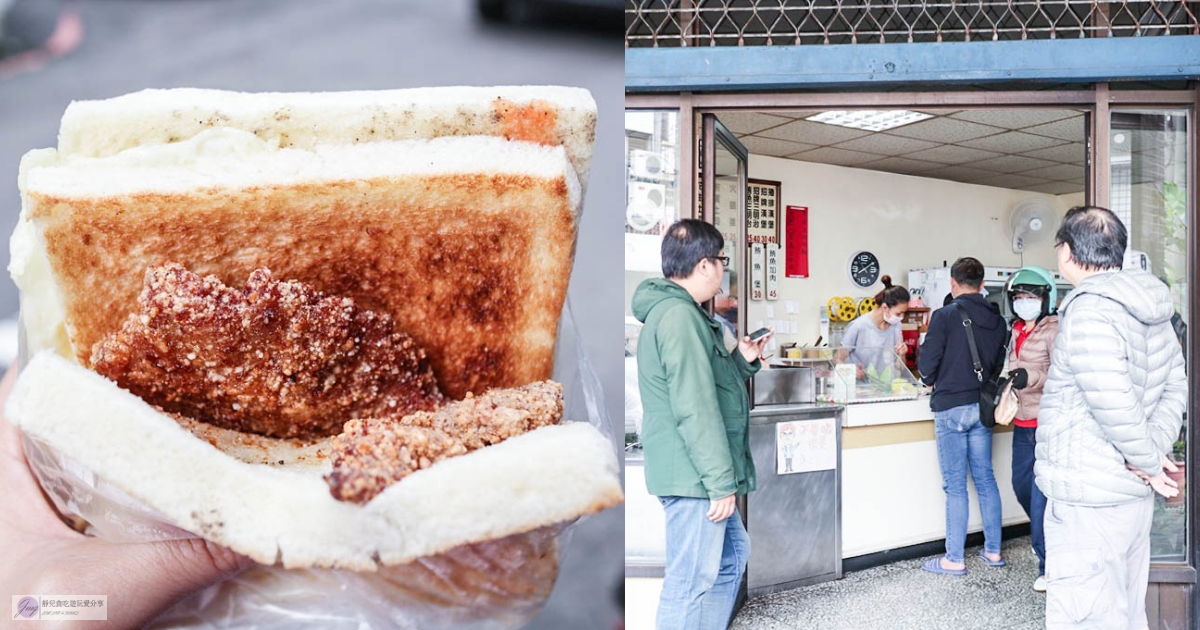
[85,537,253,629]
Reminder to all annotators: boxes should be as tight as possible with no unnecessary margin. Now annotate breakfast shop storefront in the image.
[624,6,1200,626]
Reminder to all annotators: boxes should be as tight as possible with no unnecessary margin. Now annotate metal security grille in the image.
[626,1,1200,47]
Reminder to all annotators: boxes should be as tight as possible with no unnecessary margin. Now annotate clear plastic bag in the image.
[17,299,612,629]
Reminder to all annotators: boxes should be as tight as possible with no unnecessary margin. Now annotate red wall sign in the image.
[785,205,809,278]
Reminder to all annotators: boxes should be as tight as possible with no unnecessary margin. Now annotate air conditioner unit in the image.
[627,181,666,232]
[630,150,665,180]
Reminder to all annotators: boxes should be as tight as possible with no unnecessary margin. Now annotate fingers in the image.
[1153,482,1180,499]
[1163,456,1180,473]
[707,497,735,522]
[97,538,253,628]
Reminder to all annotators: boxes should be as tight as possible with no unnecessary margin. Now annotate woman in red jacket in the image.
[1004,266,1060,593]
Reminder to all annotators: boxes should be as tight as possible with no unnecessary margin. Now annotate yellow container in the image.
[786,348,802,359]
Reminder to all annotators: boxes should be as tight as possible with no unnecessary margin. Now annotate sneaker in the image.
[1033,576,1047,592]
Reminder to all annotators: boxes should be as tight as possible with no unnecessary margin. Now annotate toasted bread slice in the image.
[8,351,624,570]
[14,130,579,399]
[56,86,596,201]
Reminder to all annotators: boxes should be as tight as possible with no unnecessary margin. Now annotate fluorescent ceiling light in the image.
[806,110,933,132]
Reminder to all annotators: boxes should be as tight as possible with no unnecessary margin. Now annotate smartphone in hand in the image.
[748,327,772,341]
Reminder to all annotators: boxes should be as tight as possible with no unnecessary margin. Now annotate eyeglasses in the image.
[710,256,730,267]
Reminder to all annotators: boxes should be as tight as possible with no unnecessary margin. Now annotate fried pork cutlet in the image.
[327,381,563,503]
[91,264,443,439]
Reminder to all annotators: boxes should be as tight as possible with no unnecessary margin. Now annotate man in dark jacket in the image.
[633,219,769,630]
[917,257,1007,575]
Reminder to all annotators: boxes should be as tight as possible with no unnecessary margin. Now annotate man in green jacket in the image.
[633,219,769,630]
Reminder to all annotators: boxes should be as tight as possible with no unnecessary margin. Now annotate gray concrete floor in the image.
[732,537,1046,630]
[0,2,623,628]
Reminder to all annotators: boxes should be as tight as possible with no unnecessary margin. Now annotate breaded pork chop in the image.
[91,264,443,439]
[328,381,563,503]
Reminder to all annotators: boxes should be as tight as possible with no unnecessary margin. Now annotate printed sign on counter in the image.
[776,418,837,475]
[766,243,780,300]
[751,242,765,301]
[785,205,809,278]
[746,179,781,244]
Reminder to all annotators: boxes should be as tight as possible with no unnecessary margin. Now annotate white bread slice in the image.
[56,86,595,200]
[8,351,624,570]
[13,130,579,400]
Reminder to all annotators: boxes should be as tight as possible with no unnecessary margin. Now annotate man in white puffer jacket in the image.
[1035,206,1186,630]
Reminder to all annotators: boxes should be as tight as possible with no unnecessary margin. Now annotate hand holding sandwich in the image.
[0,368,253,629]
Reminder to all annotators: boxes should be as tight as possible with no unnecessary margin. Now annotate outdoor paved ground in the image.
[731,537,1045,630]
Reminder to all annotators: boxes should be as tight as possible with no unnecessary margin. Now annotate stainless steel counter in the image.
[750,402,845,420]
[745,404,844,596]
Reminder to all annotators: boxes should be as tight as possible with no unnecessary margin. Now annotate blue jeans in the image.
[1011,425,1047,575]
[933,403,1003,562]
[657,496,751,630]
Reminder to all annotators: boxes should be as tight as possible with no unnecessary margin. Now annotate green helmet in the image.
[1005,266,1057,319]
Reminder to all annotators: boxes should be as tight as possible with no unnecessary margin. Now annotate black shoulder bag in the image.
[954,303,1008,428]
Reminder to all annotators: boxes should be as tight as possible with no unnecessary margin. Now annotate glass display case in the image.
[821,345,926,404]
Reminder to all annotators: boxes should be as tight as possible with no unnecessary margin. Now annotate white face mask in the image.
[1013,298,1042,322]
[883,309,903,325]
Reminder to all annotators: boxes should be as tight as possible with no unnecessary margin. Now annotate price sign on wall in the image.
[766,243,780,301]
[751,242,765,301]
[746,179,781,245]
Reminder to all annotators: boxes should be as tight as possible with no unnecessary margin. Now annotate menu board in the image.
[776,418,837,475]
[766,243,780,301]
[751,242,765,301]
[747,179,781,244]
[785,205,809,278]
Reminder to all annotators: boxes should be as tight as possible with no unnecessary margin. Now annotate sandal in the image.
[978,550,1006,567]
[921,557,966,575]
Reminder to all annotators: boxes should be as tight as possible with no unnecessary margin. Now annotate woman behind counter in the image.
[839,276,911,378]
[1003,266,1059,593]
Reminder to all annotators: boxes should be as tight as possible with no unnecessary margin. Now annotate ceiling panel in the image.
[1020,163,1085,181]
[1024,116,1087,142]
[884,117,1006,143]
[859,156,945,174]
[726,109,1102,195]
[832,133,940,155]
[1020,143,1087,164]
[790,146,887,166]
[1024,181,1085,195]
[757,118,874,145]
[960,131,1068,154]
[913,109,963,116]
[739,135,819,157]
[964,155,1060,174]
[972,173,1053,190]
[950,109,1080,130]
[903,144,1004,165]
[920,165,998,182]
[717,112,794,136]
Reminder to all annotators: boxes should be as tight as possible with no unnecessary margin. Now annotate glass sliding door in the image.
[1110,108,1191,563]
[702,114,750,346]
